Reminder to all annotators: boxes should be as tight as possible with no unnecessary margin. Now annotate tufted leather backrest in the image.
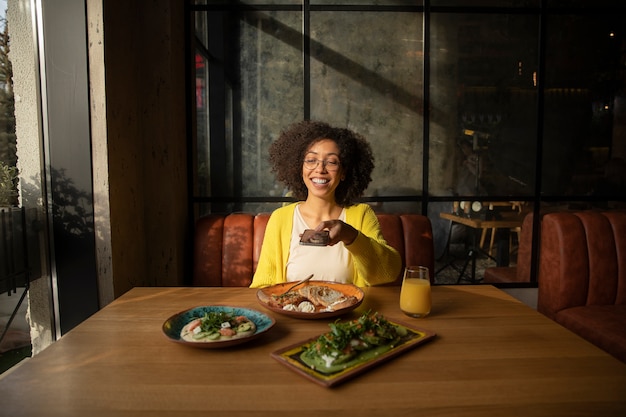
[193,212,434,287]
[537,211,626,319]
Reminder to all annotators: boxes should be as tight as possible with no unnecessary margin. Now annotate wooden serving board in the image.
[271,319,436,387]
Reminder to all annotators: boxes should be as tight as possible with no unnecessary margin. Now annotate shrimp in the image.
[219,327,237,337]
[186,318,202,332]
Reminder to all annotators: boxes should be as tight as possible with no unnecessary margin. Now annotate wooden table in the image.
[440,211,525,231]
[1,286,625,416]
[440,212,525,283]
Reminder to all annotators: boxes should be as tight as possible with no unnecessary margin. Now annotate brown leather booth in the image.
[537,211,626,363]
[193,212,434,287]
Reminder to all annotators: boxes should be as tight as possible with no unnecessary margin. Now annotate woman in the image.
[250,120,401,288]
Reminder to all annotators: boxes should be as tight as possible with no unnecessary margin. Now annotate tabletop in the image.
[1,285,625,417]
[440,211,525,229]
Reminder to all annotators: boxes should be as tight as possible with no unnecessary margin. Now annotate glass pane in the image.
[546,0,624,7]
[434,200,533,285]
[429,13,539,198]
[312,0,422,5]
[196,0,423,4]
[239,11,304,198]
[196,202,284,219]
[195,52,210,197]
[542,13,626,196]
[432,0,539,6]
[241,202,283,215]
[194,11,208,45]
[310,11,424,208]
[194,0,302,5]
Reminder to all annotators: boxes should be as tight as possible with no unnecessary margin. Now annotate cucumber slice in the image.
[395,325,408,337]
[237,322,252,332]
[193,331,220,340]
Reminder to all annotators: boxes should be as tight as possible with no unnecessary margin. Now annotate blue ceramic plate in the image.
[162,305,276,349]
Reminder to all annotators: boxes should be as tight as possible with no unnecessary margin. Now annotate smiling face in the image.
[302,139,343,203]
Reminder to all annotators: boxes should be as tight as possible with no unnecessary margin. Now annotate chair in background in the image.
[479,201,524,257]
[483,212,533,283]
[428,201,470,280]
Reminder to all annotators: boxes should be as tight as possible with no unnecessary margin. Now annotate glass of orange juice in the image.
[400,266,431,318]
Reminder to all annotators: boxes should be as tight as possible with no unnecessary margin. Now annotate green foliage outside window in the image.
[0,17,17,206]
[0,160,17,206]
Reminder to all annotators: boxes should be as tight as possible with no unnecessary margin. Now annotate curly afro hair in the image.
[269,120,375,206]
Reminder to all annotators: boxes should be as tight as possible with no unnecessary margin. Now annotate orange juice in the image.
[400,278,431,318]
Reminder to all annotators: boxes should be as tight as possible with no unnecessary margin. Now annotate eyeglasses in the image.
[303,159,341,171]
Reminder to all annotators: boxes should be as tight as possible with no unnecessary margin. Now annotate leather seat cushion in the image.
[555,305,626,363]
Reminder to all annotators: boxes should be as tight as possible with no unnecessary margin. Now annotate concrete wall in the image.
[90,0,188,299]
[9,0,188,353]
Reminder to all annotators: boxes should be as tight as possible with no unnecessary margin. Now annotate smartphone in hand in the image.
[299,229,329,246]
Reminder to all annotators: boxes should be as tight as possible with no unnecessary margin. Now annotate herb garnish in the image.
[303,311,407,366]
[198,311,235,333]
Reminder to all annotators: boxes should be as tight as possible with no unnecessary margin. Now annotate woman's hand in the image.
[315,220,358,246]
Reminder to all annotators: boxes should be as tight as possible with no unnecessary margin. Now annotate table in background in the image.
[440,211,525,283]
[1,286,625,417]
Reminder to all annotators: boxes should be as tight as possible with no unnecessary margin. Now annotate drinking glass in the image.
[400,266,431,318]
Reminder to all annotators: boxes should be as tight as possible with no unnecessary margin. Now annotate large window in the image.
[429,12,539,197]
[190,1,626,284]
[310,11,424,202]
[543,12,624,197]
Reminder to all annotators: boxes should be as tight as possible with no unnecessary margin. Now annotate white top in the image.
[285,205,354,283]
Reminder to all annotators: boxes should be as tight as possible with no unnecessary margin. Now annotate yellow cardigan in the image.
[249,203,402,288]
